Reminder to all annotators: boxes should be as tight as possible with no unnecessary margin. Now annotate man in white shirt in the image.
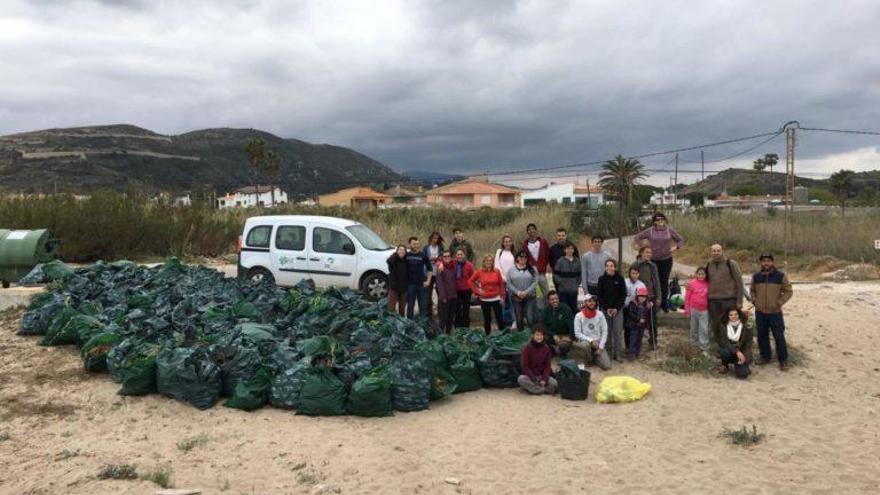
[573,295,612,370]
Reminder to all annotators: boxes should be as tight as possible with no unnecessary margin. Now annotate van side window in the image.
[246,225,272,248]
[276,225,306,251]
[313,227,353,255]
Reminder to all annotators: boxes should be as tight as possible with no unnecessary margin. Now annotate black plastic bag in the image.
[390,351,432,412]
[157,347,222,410]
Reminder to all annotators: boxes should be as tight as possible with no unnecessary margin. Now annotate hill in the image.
[684,168,822,195]
[0,124,403,196]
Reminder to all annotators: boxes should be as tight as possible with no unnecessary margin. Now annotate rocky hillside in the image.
[0,124,403,196]
[684,168,822,195]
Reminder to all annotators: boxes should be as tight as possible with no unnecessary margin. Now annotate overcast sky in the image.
[2,0,879,185]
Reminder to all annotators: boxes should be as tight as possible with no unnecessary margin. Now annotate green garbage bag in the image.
[224,368,272,411]
[42,260,76,282]
[157,347,222,410]
[429,367,458,400]
[488,329,530,355]
[117,343,161,396]
[390,351,432,412]
[449,356,482,393]
[127,293,154,310]
[297,367,347,416]
[39,306,80,346]
[451,328,489,360]
[80,332,120,372]
[347,365,393,417]
[415,339,449,371]
[269,358,311,409]
[220,345,265,397]
[67,315,106,347]
[297,335,343,361]
[231,299,260,320]
[478,348,520,388]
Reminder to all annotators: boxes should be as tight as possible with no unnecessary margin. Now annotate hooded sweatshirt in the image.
[574,307,608,349]
[684,278,709,314]
[520,339,552,382]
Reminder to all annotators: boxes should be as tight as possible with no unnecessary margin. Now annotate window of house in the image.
[481,195,492,205]
[562,197,572,204]
[276,225,306,251]
[246,225,272,248]
[313,227,354,255]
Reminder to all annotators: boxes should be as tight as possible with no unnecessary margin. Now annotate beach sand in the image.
[1,282,879,494]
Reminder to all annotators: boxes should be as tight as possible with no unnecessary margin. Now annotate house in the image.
[425,179,521,208]
[216,186,288,209]
[521,182,605,208]
[704,192,784,209]
[649,192,690,209]
[384,184,427,206]
[317,187,392,211]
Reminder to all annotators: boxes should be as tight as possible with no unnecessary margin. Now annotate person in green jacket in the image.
[540,290,575,357]
[449,227,476,263]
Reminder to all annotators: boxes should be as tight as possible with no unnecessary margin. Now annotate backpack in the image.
[704,259,733,282]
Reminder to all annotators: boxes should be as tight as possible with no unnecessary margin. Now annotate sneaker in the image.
[779,361,788,371]
[756,358,771,366]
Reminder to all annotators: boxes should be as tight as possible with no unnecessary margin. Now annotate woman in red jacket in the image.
[469,254,506,334]
[452,248,475,327]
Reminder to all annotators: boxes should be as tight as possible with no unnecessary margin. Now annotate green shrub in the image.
[721,425,765,446]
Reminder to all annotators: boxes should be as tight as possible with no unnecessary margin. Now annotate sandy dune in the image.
[1,282,879,494]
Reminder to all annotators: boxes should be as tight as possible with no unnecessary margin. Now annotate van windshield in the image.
[346,224,392,251]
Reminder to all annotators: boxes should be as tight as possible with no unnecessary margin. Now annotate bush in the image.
[721,425,765,446]
[98,464,138,480]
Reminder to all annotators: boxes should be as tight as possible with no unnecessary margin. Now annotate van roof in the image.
[243,215,359,228]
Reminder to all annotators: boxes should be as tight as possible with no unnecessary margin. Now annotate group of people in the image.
[384,212,794,396]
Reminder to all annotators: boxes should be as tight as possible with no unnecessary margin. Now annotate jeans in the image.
[535,274,549,310]
[510,295,536,330]
[480,300,503,334]
[689,309,710,352]
[720,347,750,379]
[709,298,738,348]
[574,341,612,370]
[655,257,673,308]
[627,326,645,357]
[559,291,579,314]
[603,309,625,360]
[406,285,428,319]
[755,311,788,363]
[517,375,558,395]
[387,288,406,316]
[455,289,472,327]
[438,299,457,333]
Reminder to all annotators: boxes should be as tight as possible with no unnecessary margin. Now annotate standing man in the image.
[706,244,744,350]
[405,236,433,320]
[750,253,793,371]
[521,223,550,310]
[580,235,612,297]
[549,227,579,274]
[449,228,475,263]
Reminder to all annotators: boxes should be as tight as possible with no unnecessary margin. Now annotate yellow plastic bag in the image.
[595,375,651,404]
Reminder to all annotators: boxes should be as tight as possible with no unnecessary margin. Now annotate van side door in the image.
[272,223,311,287]
[308,224,358,289]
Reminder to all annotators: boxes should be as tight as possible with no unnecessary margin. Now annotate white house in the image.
[217,185,288,209]
[649,192,691,209]
[521,182,604,208]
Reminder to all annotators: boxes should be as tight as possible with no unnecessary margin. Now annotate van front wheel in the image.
[360,272,388,300]
[246,267,275,285]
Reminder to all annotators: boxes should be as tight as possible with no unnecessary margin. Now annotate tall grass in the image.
[673,209,880,268]
[0,192,572,262]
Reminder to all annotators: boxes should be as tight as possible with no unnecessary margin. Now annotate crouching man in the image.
[574,295,612,370]
[518,327,558,395]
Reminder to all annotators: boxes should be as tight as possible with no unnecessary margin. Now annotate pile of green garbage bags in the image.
[18,258,533,417]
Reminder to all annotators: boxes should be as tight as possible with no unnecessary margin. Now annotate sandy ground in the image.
[1,279,880,495]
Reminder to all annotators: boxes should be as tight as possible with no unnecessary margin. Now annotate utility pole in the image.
[700,150,705,181]
[784,123,797,260]
[673,152,679,216]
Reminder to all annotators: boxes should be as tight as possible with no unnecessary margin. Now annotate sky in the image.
[2,0,880,186]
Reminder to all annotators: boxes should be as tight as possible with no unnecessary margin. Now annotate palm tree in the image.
[598,154,648,265]
[245,138,266,206]
[830,169,855,218]
[264,150,281,207]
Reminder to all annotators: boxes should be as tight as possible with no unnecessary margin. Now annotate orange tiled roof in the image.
[429,181,520,195]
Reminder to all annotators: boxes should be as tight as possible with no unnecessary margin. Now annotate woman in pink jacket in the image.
[684,266,710,354]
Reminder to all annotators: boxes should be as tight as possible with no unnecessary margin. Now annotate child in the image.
[624,265,647,307]
[684,267,710,354]
[625,287,652,359]
[719,308,753,379]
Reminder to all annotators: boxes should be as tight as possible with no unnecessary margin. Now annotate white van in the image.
[237,215,394,299]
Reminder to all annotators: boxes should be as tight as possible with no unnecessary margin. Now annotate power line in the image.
[800,126,880,136]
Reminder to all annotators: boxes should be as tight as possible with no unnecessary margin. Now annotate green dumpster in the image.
[0,229,60,288]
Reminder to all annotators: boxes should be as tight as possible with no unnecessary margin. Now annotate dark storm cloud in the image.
[2,0,880,182]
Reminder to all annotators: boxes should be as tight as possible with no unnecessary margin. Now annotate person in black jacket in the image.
[386,245,408,316]
[596,259,627,361]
